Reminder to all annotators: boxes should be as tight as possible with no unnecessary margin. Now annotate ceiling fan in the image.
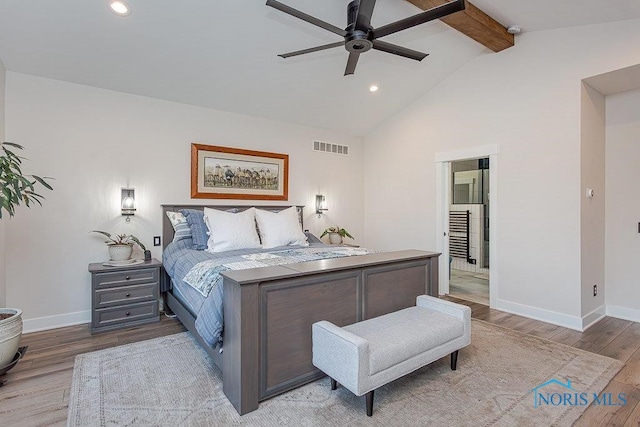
[265,0,466,76]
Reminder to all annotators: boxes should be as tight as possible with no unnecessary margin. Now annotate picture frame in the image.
[191,143,289,200]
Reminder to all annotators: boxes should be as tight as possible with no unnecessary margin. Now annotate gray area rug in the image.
[68,320,622,426]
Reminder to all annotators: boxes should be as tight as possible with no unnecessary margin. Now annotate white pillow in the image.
[203,207,261,253]
[255,206,309,249]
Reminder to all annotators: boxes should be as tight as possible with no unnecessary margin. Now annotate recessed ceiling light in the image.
[109,0,131,16]
[369,85,379,92]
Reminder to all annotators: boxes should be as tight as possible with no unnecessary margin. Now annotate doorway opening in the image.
[448,158,490,305]
[435,144,498,308]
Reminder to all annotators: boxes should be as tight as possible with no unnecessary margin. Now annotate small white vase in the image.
[328,232,343,244]
[0,308,23,368]
[108,244,133,261]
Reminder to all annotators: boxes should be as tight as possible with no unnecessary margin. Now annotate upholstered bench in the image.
[312,295,472,416]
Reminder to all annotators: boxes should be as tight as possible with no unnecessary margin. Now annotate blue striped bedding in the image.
[162,236,367,348]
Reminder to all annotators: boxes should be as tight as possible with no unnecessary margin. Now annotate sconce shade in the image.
[121,188,136,216]
[316,194,328,216]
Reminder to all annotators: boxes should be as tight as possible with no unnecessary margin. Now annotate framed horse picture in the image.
[191,143,289,200]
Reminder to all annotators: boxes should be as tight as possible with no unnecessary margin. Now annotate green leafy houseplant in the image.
[90,231,145,249]
[320,226,354,243]
[0,142,53,368]
[0,142,53,219]
[91,231,149,261]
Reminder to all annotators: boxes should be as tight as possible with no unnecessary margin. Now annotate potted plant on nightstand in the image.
[0,142,53,369]
[320,226,354,245]
[90,231,149,261]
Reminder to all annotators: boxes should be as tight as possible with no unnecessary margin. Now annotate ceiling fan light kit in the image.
[266,0,465,76]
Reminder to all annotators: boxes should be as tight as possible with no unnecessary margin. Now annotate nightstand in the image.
[88,258,162,334]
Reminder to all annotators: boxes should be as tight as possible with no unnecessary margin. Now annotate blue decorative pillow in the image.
[304,231,322,244]
[179,209,209,250]
[165,211,192,242]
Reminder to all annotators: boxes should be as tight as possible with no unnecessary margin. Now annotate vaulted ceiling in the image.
[1,0,639,136]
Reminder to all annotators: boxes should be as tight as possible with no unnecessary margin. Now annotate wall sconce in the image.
[316,194,328,217]
[121,188,136,222]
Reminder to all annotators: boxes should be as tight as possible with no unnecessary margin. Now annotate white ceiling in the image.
[1,0,639,136]
[585,63,640,96]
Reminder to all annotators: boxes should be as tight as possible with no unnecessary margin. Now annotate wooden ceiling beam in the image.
[406,0,514,52]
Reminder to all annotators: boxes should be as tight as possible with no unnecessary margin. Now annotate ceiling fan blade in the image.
[344,52,360,76]
[278,42,344,59]
[372,0,465,39]
[266,0,347,37]
[372,40,428,61]
[354,0,377,31]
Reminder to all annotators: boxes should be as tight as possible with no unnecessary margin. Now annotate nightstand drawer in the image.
[93,268,159,289]
[88,259,162,334]
[93,301,158,328]
[94,283,158,308]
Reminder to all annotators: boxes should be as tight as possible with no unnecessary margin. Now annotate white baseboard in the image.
[581,305,606,330]
[22,310,90,333]
[606,304,640,323]
[494,299,583,331]
[20,302,636,336]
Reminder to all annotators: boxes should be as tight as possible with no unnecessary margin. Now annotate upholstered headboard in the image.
[161,204,304,249]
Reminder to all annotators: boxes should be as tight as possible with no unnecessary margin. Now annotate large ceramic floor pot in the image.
[0,308,23,368]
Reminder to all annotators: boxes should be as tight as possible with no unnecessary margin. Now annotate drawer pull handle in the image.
[125,276,130,280]
[125,311,130,316]
[125,293,131,297]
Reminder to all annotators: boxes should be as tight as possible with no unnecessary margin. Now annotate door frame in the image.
[435,145,499,307]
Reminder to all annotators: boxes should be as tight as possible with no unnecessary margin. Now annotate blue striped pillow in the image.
[179,209,209,250]
[165,211,192,243]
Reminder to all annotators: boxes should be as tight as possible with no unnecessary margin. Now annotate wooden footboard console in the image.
[161,204,439,416]
[220,249,440,415]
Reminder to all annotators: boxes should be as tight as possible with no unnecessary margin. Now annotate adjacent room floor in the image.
[449,268,489,305]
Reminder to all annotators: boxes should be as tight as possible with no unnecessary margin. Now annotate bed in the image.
[161,204,440,415]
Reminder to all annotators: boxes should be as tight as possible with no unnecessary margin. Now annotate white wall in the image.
[5,72,364,331]
[580,83,606,321]
[364,19,640,328]
[0,58,5,307]
[605,88,640,321]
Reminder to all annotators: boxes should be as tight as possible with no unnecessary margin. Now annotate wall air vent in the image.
[313,141,349,155]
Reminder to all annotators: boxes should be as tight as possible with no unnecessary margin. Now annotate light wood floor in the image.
[449,269,490,305]
[443,297,640,426]
[0,316,187,426]
[1,302,639,426]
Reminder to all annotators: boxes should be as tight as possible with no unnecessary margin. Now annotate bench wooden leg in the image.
[330,378,337,390]
[366,390,374,416]
[451,350,459,370]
